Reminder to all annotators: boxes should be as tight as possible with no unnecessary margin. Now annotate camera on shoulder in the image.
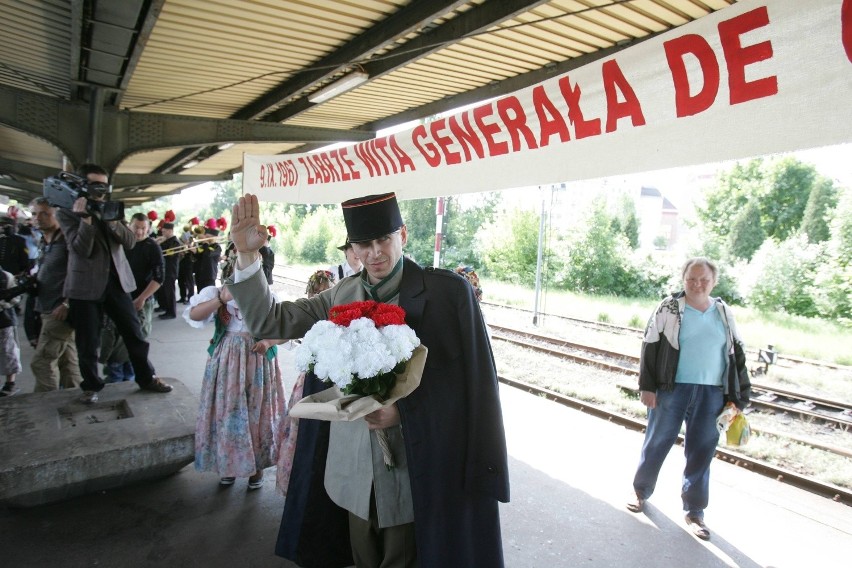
[43,171,125,222]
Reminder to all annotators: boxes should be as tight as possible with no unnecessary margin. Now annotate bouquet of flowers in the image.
[290,301,428,467]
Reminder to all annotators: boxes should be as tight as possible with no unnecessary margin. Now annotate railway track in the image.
[489,324,852,432]
[500,375,852,505]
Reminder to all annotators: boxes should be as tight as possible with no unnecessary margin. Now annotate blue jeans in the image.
[632,383,723,517]
[105,361,135,383]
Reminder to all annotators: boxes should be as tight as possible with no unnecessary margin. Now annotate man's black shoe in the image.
[140,378,173,393]
[158,313,176,320]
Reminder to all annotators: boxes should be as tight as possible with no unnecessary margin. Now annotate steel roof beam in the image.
[264,0,548,125]
[236,0,468,121]
[0,85,373,175]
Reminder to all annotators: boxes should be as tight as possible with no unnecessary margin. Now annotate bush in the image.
[746,235,823,317]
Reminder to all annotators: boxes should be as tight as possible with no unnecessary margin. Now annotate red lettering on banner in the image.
[448,114,485,161]
[844,0,852,62]
[602,60,646,132]
[307,155,327,183]
[473,104,509,156]
[354,138,411,176]
[388,135,415,172]
[497,95,538,151]
[533,85,570,145]
[355,142,382,176]
[719,6,777,104]
[298,156,320,184]
[331,148,360,181]
[665,34,720,117]
[557,76,601,139]
[317,153,340,182]
[274,159,298,187]
[430,118,461,165]
[259,164,270,188]
[412,125,441,167]
[373,139,395,174]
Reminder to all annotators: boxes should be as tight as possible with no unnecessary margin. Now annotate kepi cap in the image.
[341,193,403,243]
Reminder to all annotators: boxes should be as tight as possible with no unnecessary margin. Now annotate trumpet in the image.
[162,235,229,257]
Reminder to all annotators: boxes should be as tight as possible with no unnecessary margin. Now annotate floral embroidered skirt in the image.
[195,332,285,477]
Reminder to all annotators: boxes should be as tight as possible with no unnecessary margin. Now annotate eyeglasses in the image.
[685,278,712,285]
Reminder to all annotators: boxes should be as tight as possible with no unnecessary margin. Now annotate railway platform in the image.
[1,300,850,567]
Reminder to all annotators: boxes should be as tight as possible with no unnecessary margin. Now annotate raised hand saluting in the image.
[230,194,268,270]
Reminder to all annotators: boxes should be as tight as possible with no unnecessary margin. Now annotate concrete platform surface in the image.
[0,379,195,507]
[1,306,851,567]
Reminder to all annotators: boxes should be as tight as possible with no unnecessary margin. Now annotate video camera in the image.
[43,171,124,222]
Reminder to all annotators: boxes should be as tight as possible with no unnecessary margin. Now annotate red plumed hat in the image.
[164,210,176,222]
[216,217,228,231]
[147,210,158,221]
[204,218,218,230]
[157,219,165,230]
[189,216,200,225]
[267,225,277,237]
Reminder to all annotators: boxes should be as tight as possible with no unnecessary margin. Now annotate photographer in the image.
[28,197,81,392]
[54,163,172,404]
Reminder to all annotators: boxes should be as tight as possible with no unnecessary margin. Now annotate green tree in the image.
[209,176,242,219]
[759,157,818,241]
[800,177,838,243]
[811,189,852,323]
[696,159,764,239]
[442,192,500,269]
[747,235,822,317]
[610,193,640,249]
[562,201,633,294]
[295,207,338,264]
[477,208,541,286]
[398,197,437,266]
[728,200,765,261]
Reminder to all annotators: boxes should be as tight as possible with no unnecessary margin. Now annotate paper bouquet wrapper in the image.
[289,344,428,421]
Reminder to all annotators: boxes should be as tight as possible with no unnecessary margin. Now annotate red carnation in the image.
[147,210,158,221]
[328,301,407,328]
[370,304,407,327]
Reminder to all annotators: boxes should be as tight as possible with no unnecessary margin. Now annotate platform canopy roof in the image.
[0,0,738,205]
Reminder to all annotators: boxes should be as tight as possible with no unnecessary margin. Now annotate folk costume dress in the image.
[184,285,285,478]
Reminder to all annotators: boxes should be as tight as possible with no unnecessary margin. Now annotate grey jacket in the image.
[56,209,137,300]
[34,231,69,313]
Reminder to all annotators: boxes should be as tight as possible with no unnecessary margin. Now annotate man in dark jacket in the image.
[227,192,509,568]
[56,164,172,404]
[156,222,180,319]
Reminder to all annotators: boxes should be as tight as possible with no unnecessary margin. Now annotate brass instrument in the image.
[161,234,229,256]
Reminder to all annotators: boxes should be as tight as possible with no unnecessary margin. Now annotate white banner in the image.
[244,0,852,204]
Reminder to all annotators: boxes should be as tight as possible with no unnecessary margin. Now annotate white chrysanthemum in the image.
[295,312,421,389]
[381,325,420,363]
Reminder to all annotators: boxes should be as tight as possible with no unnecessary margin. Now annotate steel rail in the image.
[499,375,852,505]
[490,324,852,421]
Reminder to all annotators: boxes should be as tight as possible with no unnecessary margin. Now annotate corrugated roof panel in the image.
[0,0,71,98]
[122,0,408,117]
